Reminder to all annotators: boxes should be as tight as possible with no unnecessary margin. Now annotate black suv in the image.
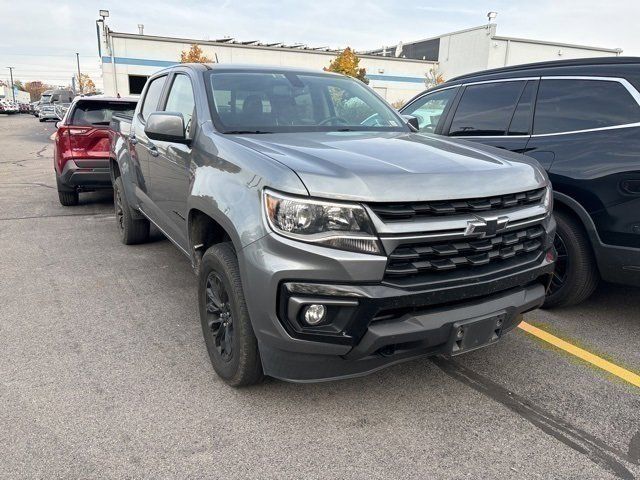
[400,57,640,307]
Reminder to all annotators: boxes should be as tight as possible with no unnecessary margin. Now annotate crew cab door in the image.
[146,72,196,249]
[132,74,168,213]
[439,79,537,154]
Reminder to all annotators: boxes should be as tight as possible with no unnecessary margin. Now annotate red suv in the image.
[54,97,137,206]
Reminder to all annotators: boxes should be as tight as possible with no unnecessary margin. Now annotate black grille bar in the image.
[371,188,546,221]
[386,225,545,277]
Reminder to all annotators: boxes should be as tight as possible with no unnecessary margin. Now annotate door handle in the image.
[149,144,159,157]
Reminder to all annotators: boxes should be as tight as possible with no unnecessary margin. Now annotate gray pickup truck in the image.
[109,64,556,386]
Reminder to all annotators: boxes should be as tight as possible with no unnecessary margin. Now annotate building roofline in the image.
[363,24,621,57]
[492,35,622,53]
[108,31,436,64]
[363,25,491,54]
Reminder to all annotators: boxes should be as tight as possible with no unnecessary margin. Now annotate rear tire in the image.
[113,176,149,245]
[56,176,78,206]
[198,242,263,387]
[543,210,599,308]
[57,188,79,206]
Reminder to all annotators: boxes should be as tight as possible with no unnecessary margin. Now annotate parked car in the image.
[53,96,137,206]
[109,64,555,386]
[39,89,75,122]
[400,57,640,307]
[0,99,18,114]
[19,102,31,113]
[39,103,58,122]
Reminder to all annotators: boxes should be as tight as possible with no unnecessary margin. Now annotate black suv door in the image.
[526,77,640,248]
[440,79,537,154]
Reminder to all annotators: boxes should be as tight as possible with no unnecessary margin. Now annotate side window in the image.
[508,81,537,136]
[533,79,640,135]
[403,88,457,132]
[449,81,525,136]
[164,74,196,135]
[141,76,166,121]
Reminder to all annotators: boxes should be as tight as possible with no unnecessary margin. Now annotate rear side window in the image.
[508,81,537,136]
[70,101,137,126]
[141,76,166,121]
[403,88,457,131]
[164,74,196,135]
[534,79,640,135]
[449,81,525,136]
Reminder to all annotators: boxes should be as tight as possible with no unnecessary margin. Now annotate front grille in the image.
[385,225,545,277]
[370,188,546,221]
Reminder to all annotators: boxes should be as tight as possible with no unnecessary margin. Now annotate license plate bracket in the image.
[447,312,507,356]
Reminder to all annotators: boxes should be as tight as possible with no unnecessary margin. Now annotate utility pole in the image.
[75,53,82,94]
[7,67,16,102]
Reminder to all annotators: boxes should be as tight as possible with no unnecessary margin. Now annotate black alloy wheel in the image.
[205,272,234,362]
[549,232,568,295]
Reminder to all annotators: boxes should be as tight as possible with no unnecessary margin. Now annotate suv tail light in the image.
[54,125,111,173]
[68,126,111,160]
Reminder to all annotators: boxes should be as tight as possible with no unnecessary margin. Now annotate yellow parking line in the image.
[518,321,640,388]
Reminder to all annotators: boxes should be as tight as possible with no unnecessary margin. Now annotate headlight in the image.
[263,190,382,254]
[543,185,553,211]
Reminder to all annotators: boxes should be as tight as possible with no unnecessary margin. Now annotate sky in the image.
[1,0,639,90]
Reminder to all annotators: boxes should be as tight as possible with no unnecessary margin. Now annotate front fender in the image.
[186,126,308,252]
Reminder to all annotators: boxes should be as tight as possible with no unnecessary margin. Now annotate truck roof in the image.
[159,62,342,77]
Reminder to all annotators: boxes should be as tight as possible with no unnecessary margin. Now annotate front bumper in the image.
[241,216,555,382]
[58,159,112,190]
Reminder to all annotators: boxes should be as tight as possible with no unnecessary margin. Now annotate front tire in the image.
[198,242,263,387]
[113,176,149,245]
[543,211,599,308]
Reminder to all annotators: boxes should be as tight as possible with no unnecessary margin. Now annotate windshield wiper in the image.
[225,130,273,134]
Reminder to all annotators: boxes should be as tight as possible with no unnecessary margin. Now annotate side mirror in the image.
[144,112,189,144]
[55,121,62,129]
[402,114,420,132]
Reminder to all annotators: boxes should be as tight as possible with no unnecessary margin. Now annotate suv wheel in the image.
[113,177,150,245]
[198,242,263,387]
[56,176,79,206]
[543,211,599,308]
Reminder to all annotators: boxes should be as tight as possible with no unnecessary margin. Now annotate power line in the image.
[0,53,97,58]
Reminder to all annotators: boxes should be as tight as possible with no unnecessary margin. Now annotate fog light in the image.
[303,304,326,326]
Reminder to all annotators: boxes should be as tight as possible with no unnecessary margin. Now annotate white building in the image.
[0,86,30,103]
[97,22,436,103]
[367,24,622,80]
[97,17,623,103]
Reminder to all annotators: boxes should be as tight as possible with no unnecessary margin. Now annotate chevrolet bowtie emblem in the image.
[464,216,510,238]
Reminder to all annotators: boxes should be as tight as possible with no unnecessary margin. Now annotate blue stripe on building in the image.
[366,74,426,84]
[101,56,426,84]
[102,56,177,67]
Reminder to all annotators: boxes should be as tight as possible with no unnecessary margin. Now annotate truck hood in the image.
[231,131,547,202]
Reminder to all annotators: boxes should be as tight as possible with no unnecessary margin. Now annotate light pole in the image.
[75,52,82,94]
[7,66,16,102]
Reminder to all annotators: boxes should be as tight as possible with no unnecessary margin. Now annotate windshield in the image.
[70,101,137,126]
[206,71,406,133]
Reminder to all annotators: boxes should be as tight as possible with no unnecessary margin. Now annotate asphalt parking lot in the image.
[1,113,639,479]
